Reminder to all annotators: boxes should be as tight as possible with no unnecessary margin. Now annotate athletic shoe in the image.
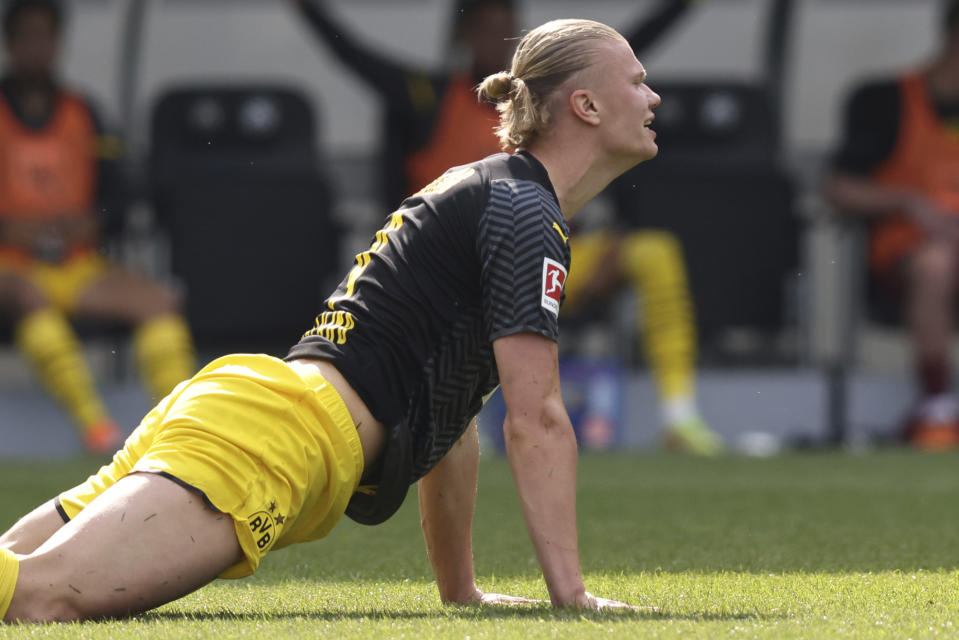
[904,417,959,451]
[663,416,724,456]
[902,394,959,451]
[82,418,122,455]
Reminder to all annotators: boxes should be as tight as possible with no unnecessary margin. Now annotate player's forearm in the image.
[418,423,480,603]
[824,172,923,218]
[503,407,585,607]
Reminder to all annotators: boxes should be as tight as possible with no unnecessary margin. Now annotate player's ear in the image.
[569,89,601,126]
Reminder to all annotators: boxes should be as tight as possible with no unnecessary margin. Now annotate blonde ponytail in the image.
[477,19,626,149]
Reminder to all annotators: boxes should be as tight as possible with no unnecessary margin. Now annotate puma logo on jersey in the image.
[552,221,569,244]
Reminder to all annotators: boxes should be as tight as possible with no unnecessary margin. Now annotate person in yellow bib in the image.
[0,0,196,454]
[1,17,663,620]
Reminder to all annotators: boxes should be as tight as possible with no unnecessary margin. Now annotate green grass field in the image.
[1,450,957,638]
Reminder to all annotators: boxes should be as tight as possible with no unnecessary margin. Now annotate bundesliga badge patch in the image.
[541,257,567,317]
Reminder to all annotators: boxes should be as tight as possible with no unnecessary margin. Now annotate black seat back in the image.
[149,84,340,355]
[612,81,799,359]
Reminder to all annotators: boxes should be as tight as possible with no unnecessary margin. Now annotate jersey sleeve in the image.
[477,181,571,342]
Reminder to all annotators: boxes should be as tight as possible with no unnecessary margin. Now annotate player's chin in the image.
[636,142,659,162]
[619,141,658,166]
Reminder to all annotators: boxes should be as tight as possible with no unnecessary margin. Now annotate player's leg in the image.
[2,382,177,564]
[903,239,959,449]
[618,230,721,455]
[0,267,117,453]
[0,500,65,555]
[73,264,195,402]
[618,230,695,405]
[3,472,241,622]
[563,231,625,312]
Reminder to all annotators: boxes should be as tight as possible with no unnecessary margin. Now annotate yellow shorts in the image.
[57,354,364,578]
[0,250,108,312]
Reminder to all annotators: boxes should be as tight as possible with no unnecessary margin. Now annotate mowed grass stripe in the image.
[0,451,956,638]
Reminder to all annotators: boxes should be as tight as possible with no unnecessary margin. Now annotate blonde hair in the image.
[477,18,626,150]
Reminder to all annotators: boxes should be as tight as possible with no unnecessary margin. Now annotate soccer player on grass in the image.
[295,0,721,456]
[0,17,661,621]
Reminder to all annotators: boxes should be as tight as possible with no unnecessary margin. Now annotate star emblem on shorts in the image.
[276,514,285,525]
[268,501,276,513]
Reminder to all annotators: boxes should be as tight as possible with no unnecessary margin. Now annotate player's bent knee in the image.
[7,576,86,623]
[0,275,47,318]
[138,285,183,321]
[912,244,956,284]
[16,599,84,623]
[7,474,241,622]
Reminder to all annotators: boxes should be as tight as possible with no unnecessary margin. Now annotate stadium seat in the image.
[638,81,779,167]
[149,84,340,356]
[610,80,800,363]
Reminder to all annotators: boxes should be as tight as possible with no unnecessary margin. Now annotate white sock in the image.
[663,395,698,427]
[918,393,959,422]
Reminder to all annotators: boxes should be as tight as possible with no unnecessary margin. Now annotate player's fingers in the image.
[592,597,659,612]
[594,597,631,610]
[479,592,544,605]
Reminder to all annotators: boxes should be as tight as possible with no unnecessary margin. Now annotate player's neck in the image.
[525,136,625,219]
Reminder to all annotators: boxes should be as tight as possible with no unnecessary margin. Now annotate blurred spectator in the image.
[825,0,959,450]
[0,0,196,453]
[293,0,511,208]
[294,0,721,454]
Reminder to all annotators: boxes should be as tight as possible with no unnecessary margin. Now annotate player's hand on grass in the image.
[477,591,544,606]
[453,587,544,607]
[576,591,655,612]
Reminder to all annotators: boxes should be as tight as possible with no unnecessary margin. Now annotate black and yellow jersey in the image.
[286,150,570,524]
